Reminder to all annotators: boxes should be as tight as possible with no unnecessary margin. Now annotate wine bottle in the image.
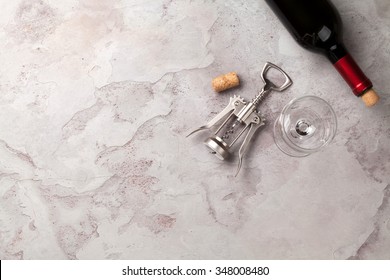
[265,0,379,106]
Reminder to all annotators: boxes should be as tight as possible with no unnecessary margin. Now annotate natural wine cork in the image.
[361,89,379,107]
[212,72,240,92]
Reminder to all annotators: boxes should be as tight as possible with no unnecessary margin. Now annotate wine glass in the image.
[273,95,337,157]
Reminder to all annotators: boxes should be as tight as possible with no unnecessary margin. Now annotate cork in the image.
[212,72,240,92]
[361,89,379,107]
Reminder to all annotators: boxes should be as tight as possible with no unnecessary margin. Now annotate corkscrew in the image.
[187,62,293,175]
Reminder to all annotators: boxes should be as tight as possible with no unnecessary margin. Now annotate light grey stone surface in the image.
[0,0,389,259]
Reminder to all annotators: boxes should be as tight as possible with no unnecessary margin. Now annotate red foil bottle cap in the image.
[333,54,373,96]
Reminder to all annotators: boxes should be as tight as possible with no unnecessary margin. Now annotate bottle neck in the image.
[326,43,348,63]
[327,43,373,96]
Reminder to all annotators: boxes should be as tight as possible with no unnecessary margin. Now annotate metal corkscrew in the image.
[187,62,293,175]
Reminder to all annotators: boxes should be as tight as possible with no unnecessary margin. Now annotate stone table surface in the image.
[0,0,389,260]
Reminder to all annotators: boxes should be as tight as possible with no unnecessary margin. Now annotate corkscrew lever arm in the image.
[235,119,265,176]
[186,96,244,137]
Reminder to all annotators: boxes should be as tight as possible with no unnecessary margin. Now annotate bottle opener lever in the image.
[187,62,293,176]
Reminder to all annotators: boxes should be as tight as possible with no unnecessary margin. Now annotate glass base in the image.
[273,118,310,157]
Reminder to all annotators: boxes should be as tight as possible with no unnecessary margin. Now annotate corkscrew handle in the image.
[261,62,293,92]
[252,62,293,106]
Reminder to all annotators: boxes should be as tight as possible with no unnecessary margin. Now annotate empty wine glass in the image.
[273,95,337,157]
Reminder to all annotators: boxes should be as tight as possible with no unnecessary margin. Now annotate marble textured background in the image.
[0,0,389,260]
